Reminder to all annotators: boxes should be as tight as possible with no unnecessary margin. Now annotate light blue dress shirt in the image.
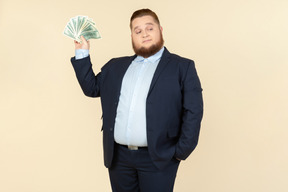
[114,47,164,146]
[75,49,89,60]
[75,47,165,146]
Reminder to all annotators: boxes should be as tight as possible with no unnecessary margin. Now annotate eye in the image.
[135,30,142,34]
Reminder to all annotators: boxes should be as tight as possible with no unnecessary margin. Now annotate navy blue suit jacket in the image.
[71,47,203,170]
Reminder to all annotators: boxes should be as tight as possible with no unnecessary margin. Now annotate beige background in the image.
[1,0,287,191]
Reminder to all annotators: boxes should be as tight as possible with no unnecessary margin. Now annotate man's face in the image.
[131,15,164,58]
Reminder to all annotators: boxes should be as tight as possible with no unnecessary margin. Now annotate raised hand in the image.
[74,36,90,50]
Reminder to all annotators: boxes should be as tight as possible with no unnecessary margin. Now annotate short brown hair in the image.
[130,9,160,29]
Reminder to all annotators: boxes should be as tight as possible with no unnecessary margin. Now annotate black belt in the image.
[116,143,148,150]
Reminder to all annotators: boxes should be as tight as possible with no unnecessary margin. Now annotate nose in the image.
[142,30,149,38]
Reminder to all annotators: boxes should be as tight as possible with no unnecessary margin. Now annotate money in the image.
[63,15,101,42]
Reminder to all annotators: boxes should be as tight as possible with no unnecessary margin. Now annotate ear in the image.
[160,26,163,32]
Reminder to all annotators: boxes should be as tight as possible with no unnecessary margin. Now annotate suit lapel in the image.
[114,55,137,96]
[113,48,171,98]
[118,56,136,78]
[148,47,171,96]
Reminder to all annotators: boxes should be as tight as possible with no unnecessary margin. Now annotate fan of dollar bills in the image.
[63,15,101,42]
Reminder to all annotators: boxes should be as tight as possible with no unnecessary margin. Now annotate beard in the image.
[132,33,164,58]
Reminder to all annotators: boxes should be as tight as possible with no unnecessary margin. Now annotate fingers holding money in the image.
[74,36,90,50]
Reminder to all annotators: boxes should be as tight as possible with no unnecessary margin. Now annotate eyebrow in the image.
[133,22,154,30]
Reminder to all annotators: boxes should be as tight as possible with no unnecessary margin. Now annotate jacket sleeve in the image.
[175,60,203,160]
[70,56,101,97]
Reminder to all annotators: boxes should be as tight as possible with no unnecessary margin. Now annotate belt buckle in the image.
[127,145,138,150]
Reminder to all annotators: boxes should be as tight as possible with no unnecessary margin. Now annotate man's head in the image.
[130,9,164,58]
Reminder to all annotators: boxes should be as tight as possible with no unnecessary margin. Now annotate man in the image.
[71,9,203,192]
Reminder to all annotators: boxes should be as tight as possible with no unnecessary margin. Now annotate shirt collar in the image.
[134,47,165,63]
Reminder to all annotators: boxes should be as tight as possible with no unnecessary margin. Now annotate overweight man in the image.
[70,8,203,192]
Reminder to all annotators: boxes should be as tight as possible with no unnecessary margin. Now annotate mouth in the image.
[142,39,152,43]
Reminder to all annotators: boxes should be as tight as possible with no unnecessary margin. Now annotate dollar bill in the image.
[63,15,101,42]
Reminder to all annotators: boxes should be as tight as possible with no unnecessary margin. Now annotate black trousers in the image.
[108,143,180,192]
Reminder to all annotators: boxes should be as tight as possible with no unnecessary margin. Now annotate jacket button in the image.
[110,127,113,131]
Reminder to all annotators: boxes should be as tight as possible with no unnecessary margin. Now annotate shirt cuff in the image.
[75,49,89,60]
